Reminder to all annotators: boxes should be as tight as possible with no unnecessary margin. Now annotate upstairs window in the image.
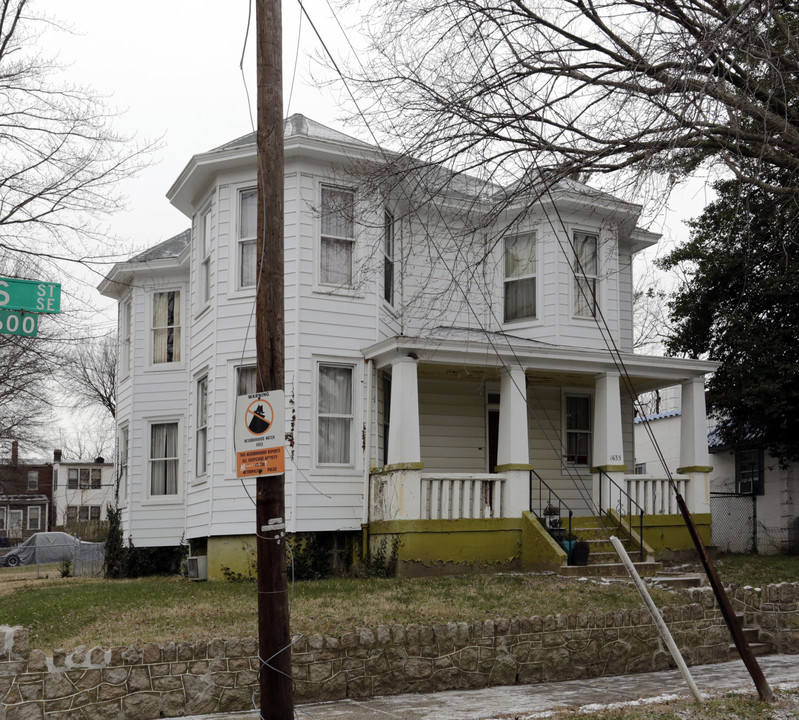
[196,375,208,477]
[504,232,536,322]
[90,468,101,489]
[200,208,212,304]
[239,189,257,289]
[318,364,354,465]
[383,210,395,305]
[150,422,179,496]
[320,186,355,287]
[565,394,591,466]
[152,291,181,364]
[27,471,38,490]
[68,469,78,489]
[573,231,598,318]
[120,299,131,378]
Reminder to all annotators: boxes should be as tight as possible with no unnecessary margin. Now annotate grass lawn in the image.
[0,552,795,653]
[543,689,799,719]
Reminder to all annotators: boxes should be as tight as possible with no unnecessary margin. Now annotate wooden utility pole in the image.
[255,1,293,718]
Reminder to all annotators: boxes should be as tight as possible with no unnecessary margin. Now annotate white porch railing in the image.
[625,475,687,515]
[421,473,505,520]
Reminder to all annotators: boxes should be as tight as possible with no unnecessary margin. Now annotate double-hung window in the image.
[27,506,41,531]
[0,508,5,531]
[320,186,355,287]
[383,210,395,305]
[317,364,354,465]
[90,468,101,489]
[504,232,536,322]
[196,375,208,477]
[237,365,257,395]
[565,394,591,466]
[200,209,212,304]
[27,471,38,490]
[573,231,598,318]
[118,426,129,500]
[150,422,179,496]
[736,448,764,495]
[66,506,78,525]
[152,291,181,364]
[120,299,131,378]
[68,469,78,489]
[239,189,257,289]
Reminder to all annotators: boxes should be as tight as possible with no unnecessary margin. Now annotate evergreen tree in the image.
[661,177,799,466]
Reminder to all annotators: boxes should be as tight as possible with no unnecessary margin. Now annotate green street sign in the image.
[0,309,38,337]
[0,277,61,313]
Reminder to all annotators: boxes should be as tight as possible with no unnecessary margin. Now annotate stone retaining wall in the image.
[2,582,798,720]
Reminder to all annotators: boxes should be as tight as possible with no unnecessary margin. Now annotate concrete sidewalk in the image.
[196,653,799,720]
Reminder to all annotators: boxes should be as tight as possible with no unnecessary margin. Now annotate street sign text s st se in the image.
[0,277,61,313]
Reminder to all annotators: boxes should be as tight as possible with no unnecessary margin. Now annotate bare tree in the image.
[338,0,799,207]
[60,334,116,419]
[0,0,152,269]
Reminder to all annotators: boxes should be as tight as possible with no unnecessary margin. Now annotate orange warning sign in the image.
[237,446,285,478]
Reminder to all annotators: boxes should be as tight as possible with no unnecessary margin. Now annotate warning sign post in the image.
[234,390,285,478]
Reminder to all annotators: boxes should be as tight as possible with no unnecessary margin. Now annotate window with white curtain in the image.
[320,186,355,287]
[573,231,598,318]
[237,364,257,395]
[504,232,536,322]
[152,291,181,364]
[200,208,212,304]
[120,299,131,378]
[150,422,179,495]
[565,394,591,466]
[239,188,257,289]
[317,364,354,465]
[196,376,208,476]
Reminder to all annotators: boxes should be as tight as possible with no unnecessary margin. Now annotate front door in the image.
[9,510,22,539]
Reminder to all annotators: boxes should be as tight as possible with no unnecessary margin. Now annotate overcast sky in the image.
[42,1,356,314]
[40,0,712,319]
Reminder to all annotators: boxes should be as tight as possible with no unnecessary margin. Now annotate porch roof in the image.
[363,327,718,393]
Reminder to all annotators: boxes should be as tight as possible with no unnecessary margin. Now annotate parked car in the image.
[0,532,104,567]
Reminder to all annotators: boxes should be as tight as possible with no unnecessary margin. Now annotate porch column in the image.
[678,377,712,514]
[387,356,421,466]
[496,365,531,515]
[592,371,625,510]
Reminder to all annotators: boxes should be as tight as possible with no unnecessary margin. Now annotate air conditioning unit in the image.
[186,555,208,581]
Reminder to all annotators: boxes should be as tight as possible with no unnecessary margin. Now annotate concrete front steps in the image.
[556,517,661,578]
[730,614,773,660]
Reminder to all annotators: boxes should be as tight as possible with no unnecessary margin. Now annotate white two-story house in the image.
[99,115,717,579]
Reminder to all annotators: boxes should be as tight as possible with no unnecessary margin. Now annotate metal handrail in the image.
[529,468,574,556]
[599,470,645,561]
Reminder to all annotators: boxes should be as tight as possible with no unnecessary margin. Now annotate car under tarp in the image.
[1,531,105,569]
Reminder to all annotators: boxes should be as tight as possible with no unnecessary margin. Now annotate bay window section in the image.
[573,231,598,318]
[150,422,179,496]
[383,210,395,304]
[152,291,181,364]
[239,188,257,289]
[320,186,355,287]
[200,209,212,304]
[317,364,354,465]
[504,232,536,322]
[196,376,208,477]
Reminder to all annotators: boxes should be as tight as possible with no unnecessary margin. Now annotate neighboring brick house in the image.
[0,442,53,543]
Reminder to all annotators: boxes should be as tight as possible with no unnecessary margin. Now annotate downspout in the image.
[362,359,373,534]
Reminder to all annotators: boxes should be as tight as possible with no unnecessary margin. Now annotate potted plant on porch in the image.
[543,503,566,540]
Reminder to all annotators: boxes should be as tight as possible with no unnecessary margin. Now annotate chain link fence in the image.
[710,492,755,553]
